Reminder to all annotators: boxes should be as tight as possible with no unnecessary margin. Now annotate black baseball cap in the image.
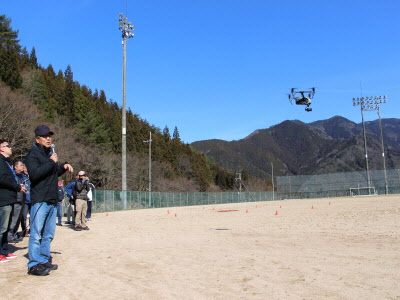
[35,125,54,136]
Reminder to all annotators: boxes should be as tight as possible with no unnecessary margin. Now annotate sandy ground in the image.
[0,195,399,300]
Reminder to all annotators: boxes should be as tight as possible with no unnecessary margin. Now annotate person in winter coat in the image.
[25,125,73,276]
[73,171,90,231]
[65,176,78,225]
[0,140,26,263]
[7,160,26,243]
[20,165,31,237]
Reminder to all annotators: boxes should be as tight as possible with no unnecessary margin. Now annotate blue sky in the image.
[3,0,399,143]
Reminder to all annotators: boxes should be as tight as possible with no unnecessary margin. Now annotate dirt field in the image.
[0,195,399,299]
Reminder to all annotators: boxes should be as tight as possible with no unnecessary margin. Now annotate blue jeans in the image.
[0,205,12,255]
[28,202,57,268]
[56,202,62,224]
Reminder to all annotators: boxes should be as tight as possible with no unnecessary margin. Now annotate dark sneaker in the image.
[56,223,63,226]
[82,226,90,230]
[41,262,58,270]
[28,264,51,276]
[65,221,71,224]
[75,225,82,231]
[8,237,23,243]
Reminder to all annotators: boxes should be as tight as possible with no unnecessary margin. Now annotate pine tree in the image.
[63,65,75,117]
[0,15,20,49]
[163,126,171,142]
[20,46,30,68]
[0,15,22,89]
[29,47,38,68]
[173,126,180,140]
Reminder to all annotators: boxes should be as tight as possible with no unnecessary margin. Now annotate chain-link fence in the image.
[276,169,400,199]
[82,169,400,213]
[91,190,275,212]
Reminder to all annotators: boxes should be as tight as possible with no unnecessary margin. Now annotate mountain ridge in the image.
[191,116,400,178]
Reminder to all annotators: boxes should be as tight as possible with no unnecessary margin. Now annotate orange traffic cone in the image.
[275,210,279,215]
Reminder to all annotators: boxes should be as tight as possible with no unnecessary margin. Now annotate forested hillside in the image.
[0,14,248,192]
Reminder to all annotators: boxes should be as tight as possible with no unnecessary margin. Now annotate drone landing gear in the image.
[305,107,312,112]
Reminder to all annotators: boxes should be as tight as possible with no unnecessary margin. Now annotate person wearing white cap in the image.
[73,171,90,231]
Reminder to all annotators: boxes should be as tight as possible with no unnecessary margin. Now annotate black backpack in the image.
[57,186,65,202]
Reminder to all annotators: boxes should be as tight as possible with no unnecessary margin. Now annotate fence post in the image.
[112,190,115,211]
[93,190,96,213]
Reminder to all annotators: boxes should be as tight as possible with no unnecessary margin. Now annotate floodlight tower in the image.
[236,172,242,201]
[352,96,371,189]
[353,95,388,194]
[352,95,388,193]
[143,132,152,207]
[118,13,134,207]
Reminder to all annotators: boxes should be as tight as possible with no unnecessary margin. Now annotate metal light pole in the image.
[377,104,388,194]
[236,172,242,201]
[144,132,152,207]
[353,95,388,193]
[118,13,134,208]
[271,162,275,201]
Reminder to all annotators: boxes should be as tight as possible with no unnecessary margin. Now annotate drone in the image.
[288,87,316,112]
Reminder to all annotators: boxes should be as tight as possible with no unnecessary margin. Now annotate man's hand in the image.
[64,164,73,173]
[50,153,58,163]
[20,184,27,193]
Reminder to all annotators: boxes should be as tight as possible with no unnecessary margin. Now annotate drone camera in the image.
[305,108,312,112]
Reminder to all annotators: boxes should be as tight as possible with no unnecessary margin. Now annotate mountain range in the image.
[191,116,400,179]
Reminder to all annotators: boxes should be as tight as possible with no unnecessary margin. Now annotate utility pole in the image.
[143,132,152,207]
[118,13,134,208]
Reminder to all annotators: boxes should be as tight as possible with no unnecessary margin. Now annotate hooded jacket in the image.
[25,143,67,205]
[0,154,21,207]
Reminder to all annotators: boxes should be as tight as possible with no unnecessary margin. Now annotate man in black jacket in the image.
[25,125,73,276]
[0,140,26,263]
[7,160,26,243]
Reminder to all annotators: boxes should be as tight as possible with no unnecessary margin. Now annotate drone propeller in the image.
[288,94,293,104]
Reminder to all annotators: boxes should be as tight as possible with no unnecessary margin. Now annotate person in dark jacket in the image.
[6,160,26,243]
[20,165,31,237]
[56,181,65,226]
[74,171,90,231]
[65,176,78,225]
[0,140,26,263]
[25,125,73,276]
